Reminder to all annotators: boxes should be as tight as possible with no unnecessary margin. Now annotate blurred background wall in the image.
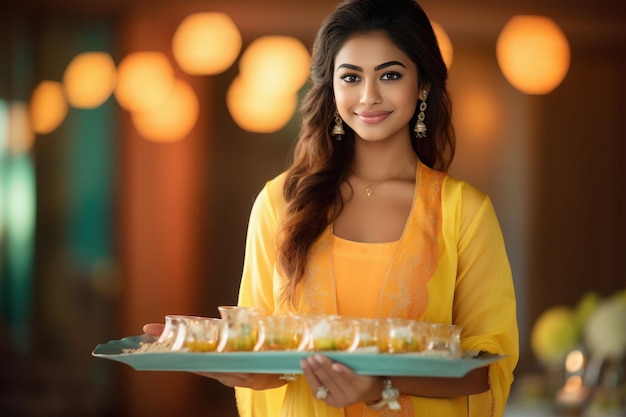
[0,0,624,416]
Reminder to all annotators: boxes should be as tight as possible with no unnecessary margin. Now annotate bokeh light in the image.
[131,78,199,142]
[0,100,6,241]
[63,52,117,109]
[6,154,36,353]
[455,83,502,141]
[29,81,68,135]
[226,75,298,134]
[172,12,242,75]
[7,102,35,153]
[565,349,585,373]
[114,51,175,112]
[238,36,310,97]
[7,155,36,246]
[496,15,570,95]
[229,36,309,133]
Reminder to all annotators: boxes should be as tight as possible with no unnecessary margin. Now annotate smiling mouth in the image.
[357,111,391,124]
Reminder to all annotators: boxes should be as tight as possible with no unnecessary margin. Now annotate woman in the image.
[147,0,518,415]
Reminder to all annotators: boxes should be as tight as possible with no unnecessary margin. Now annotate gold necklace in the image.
[352,160,417,197]
[351,174,384,197]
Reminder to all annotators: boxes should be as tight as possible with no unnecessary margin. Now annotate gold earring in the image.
[414,89,428,138]
[332,109,345,140]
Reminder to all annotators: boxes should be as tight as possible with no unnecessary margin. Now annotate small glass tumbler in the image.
[180,316,222,352]
[217,306,265,352]
[423,323,463,358]
[355,318,378,349]
[157,314,189,351]
[307,314,360,352]
[257,314,309,351]
[376,318,426,353]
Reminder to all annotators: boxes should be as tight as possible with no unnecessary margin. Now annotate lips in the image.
[356,110,391,124]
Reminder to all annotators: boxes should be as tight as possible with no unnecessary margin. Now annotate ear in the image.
[419,84,431,100]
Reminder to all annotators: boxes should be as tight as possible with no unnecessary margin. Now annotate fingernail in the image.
[315,354,325,364]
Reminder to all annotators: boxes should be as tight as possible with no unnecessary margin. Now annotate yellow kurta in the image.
[235,163,519,417]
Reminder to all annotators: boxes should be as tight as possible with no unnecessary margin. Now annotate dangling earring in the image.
[332,109,345,140]
[414,89,428,138]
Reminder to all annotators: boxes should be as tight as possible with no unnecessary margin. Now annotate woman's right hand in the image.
[142,323,165,338]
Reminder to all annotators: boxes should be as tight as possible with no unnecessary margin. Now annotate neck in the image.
[352,147,418,184]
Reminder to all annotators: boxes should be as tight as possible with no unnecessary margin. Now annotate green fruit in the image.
[531,306,579,368]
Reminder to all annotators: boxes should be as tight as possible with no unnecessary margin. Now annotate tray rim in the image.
[93,335,506,377]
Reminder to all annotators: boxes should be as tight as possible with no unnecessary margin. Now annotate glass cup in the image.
[217,306,265,352]
[157,314,189,351]
[376,318,426,353]
[156,314,222,352]
[423,323,463,358]
[355,318,378,349]
[257,314,309,351]
[306,314,360,352]
[179,316,222,352]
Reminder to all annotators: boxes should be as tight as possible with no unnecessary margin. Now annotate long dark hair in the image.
[278,0,455,306]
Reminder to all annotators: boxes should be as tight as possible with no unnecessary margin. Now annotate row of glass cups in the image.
[154,306,463,358]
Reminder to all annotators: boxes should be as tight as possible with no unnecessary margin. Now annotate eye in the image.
[340,73,361,83]
[381,72,401,81]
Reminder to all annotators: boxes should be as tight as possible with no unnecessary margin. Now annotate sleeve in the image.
[446,179,519,417]
[237,177,283,312]
[235,175,288,417]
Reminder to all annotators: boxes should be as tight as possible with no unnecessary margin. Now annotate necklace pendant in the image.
[365,184,373,197]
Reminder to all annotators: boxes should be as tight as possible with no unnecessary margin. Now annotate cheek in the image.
[333,86,349,103]
[333,88,353,116]
[396,91,419,114]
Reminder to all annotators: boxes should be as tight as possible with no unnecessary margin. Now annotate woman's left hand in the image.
[301,354,383,407]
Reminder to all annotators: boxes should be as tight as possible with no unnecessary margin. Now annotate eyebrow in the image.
[336,60,407,72]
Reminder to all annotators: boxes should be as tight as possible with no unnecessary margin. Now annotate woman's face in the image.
[333,32,420,143]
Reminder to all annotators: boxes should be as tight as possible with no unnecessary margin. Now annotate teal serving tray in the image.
[93,335,505,377]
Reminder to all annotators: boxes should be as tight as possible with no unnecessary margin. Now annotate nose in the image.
[360,80,382,105]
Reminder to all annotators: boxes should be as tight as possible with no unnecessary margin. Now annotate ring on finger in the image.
[316,385,329,400]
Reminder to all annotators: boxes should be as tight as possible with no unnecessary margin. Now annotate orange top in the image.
[333,235,400,417]
[333,234,399,319]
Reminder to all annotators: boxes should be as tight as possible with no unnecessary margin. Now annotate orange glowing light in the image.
[239,36,310,97]
[431,21,453,69]
[131,78,199,142]
[29,81,68,135]
[63,52,117,109]
[172,12,242,75]
[564,375,583,392]
[565,349,585,373]
[114,51,175,112]
[226,75,298,133]
[496,15,570,94]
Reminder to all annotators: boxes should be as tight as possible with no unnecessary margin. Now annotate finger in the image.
[143,323,165,337]
[300,358,323,390]
[305,356,380,407]
[301,356,339,402]
[305,355,349,402]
